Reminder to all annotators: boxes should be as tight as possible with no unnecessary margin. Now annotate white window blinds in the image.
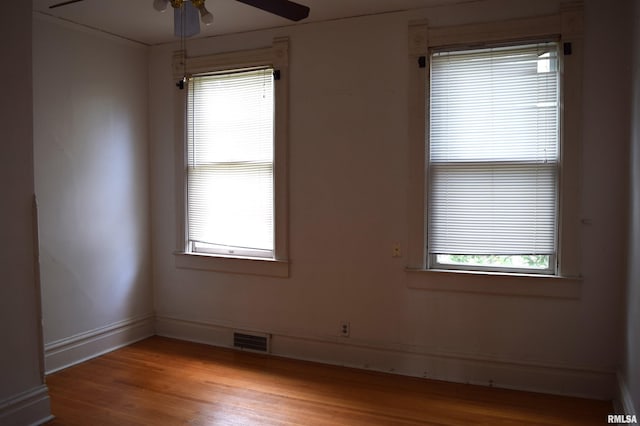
[187,68,274,257]
[428,43,559,258]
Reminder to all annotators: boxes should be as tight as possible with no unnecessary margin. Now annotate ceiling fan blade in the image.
[49,0,85,9]
[235,0,310,22]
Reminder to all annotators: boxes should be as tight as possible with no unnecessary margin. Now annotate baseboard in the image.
[45,314,155,374]
[0,385,52,426]
[616,371,638,416]
[155,315,615,400]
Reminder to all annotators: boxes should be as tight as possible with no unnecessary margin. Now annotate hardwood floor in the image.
[45,336,611,425]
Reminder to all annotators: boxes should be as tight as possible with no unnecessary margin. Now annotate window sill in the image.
[405,268,581,299]
[174,252,289,278]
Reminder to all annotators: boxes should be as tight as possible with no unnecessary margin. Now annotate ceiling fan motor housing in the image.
[174,0,201,37]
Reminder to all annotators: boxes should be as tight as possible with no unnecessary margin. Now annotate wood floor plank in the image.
[44,336,612,425]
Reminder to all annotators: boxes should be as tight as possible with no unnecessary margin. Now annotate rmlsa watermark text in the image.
[608,414,638,424]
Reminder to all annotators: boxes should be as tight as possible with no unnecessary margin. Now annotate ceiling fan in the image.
[49,0,311,37]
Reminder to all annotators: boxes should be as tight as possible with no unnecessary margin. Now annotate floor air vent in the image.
[233,331,270,353]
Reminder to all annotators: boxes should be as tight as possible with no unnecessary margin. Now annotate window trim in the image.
[406,7,583,293]
[173,38,290,277]
[406,268,582,299]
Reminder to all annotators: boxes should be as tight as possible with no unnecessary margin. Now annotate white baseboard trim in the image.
[45,313,155,374]
[616,371,638,416]
[0,384,52,426]
[155,315,615,400]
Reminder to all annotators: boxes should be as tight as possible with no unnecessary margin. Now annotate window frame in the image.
[173,38,290,277]
[186,67,276,260]
[406,8,583,296]
[426,41,561,276]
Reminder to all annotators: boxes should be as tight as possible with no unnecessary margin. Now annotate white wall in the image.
[33,17,154,372]
[622,0,640,416]
[150,0,629,399]
[0,3,52,425]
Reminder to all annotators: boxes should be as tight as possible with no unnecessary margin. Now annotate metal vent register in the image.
[233,332,270,353]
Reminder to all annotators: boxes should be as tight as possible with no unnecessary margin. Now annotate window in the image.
[406,9,584,291]
[174,39,289,277]
[187,68,275,259]
[428,43,559,275]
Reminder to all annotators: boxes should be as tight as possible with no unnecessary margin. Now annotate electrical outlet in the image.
[392,243,401,257]
[340,320,350,337]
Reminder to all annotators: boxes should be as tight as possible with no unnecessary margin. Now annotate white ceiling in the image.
[33,0,471,45]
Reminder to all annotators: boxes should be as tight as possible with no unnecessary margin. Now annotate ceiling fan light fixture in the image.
[153,0,169,12]
[149,0,311,39]
[191,0,213,25]
[200,9,214,26]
